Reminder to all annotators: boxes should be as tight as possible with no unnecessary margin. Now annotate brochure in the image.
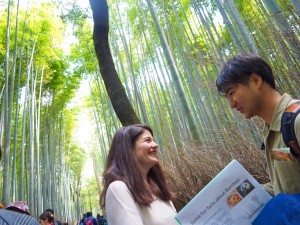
[175,160,271,225]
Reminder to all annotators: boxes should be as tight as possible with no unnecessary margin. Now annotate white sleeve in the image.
[105,181,144,225]
[294,113,300,160]
[295,112,300,146]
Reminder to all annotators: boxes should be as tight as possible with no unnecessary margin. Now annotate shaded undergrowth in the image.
[160,127,269,211]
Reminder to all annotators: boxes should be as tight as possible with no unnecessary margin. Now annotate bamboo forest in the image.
[0,0,299,223]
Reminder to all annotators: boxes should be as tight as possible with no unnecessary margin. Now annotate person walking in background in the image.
[39,211,55,225]
[216,53,300,195]
[100,124,177,225]
[44,208,61,225]
[83,212,98,225]
[79,213,86,225]
[96,214,106,225]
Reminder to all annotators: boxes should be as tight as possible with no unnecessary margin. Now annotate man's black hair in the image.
[86,212,92,217]
[44,209,54,214]
[216,53,275,94]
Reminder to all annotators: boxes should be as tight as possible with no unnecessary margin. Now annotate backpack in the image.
[97,215,107,225]
[101,216,107,225]
[84,217,93,225]
[281,101,300,159]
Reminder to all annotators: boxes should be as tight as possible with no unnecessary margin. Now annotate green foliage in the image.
[60,3,90,27]
[23,2,65,65]
[69,21,96,76]
[276,0,294,12]
[43,57,81,111]
[0,1,81,108]
[80,176,101,214]
[67,142,85,181]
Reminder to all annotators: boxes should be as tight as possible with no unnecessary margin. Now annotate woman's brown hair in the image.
[100,124,174,209]
[39,211,54,223]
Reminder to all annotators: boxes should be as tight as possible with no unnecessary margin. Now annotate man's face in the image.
[225,77,262,119]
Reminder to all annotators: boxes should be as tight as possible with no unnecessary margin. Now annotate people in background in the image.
[83,212,98,225]
[6,201,31,215]
[100,124,177,225]
[0,201,39,224]
[44,208,61,225]
[39,211,55,225]
[216,53,300,195]
[96,213,106,225]
[79,213,87,225]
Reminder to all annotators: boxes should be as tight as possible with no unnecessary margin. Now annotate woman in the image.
[100,124,177,225]
[39,211,54,225]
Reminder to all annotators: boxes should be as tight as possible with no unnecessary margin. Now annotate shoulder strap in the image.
[281,101,300,158]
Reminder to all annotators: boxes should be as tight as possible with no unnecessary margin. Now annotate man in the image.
[0,201,39,225]
[216,53,300,196]
[79,213,87,225]
[83,212,98,225]
[0,209,40,225]
[6,201,31,215]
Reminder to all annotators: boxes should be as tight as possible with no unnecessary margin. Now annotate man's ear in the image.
[250,73,263,88]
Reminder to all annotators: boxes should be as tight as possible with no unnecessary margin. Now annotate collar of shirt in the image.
[263,93,292,134]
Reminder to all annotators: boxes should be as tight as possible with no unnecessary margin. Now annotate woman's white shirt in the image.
[105,180,178,225]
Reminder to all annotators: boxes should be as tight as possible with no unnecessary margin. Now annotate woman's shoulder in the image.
[106,180,134,202]
[108,180,129,192]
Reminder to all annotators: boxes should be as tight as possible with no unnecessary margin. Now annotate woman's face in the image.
[134,129,159,172]
[40,219,48,225]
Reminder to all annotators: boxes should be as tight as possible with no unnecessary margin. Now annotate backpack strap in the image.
[281,101,300,159]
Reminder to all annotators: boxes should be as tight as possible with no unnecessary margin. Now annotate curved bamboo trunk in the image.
[89,0,140,126]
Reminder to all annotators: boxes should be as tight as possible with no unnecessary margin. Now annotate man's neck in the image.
[258,89,282,125]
